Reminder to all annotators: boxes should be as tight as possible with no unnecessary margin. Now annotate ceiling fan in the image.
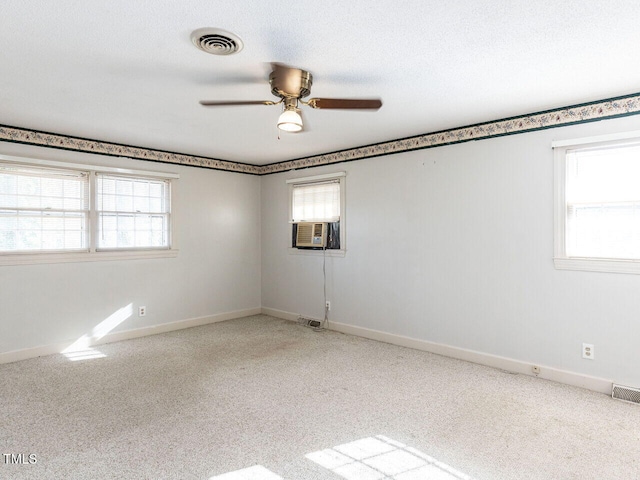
[199,63,382,132]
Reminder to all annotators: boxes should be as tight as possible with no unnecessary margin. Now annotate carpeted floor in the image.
[1,314,639,479]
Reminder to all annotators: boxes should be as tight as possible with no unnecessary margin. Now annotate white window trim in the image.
[552,131,640,274]
[0,248,179,266]
[0,154,179,266]
[0,154,180,179]
[286,171,346,256]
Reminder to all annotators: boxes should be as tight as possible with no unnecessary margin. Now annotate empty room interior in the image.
[2,1,640,479]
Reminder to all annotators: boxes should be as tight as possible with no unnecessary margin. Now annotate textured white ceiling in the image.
[2,1,640,165]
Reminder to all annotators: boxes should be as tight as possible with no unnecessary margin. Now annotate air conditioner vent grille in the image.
[298,224,313,244]
[295,222,327,248]
[612,384,640,405]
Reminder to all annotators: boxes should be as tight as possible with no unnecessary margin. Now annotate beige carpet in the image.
[1,315,639,479]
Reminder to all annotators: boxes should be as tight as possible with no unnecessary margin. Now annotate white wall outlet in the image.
[325,301,331,311]
[138,306,146,317]
[532,365,540,375]
[582,343,594,359]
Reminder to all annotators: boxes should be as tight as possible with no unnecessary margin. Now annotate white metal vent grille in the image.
[297,223,313,244]
[295,222,326,248]
[191,28,243,55]
[612,384,640,405]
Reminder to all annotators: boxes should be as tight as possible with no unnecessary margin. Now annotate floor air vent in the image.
[297,315,323,329]
[612,384,640,405]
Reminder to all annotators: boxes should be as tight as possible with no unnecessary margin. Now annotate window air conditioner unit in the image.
[296,222,327,248]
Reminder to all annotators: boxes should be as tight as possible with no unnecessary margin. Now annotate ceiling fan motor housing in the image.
[269,68,313,99]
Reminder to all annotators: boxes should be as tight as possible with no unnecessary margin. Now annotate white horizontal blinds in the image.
[566,143,640,259]
[292,180,340,222]
[96,174,170,250]
[0,163,89,252]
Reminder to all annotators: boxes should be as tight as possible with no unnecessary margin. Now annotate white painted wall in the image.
[0,142,261,355]
[4,114,640,387]
[261,115,640,388]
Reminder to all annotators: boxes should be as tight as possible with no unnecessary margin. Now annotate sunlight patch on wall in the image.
[61,303,133,361]
[90,304,133,340]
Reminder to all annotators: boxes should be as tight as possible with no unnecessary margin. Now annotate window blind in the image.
[0,163,89,252]
[292,180,340,222]
[566,144,640,259]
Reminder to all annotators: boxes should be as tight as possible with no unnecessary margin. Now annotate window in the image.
[553,131,640,273]
[96,174,170,250]
[292,181,340,223]
[0,164,89,253]
[287,172,345,253]
[0,155,178,264]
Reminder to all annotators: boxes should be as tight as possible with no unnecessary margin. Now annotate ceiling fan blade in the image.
[199,100,277,107]
[306,98,382,110]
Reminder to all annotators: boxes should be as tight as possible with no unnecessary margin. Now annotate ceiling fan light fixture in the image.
[277,107,303,132]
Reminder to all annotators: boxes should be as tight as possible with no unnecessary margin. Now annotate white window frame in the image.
[0,154,179,266]
[553,130,640,274]
[287,172,346,257]
[0,162,90,254]
[95,173,172,252]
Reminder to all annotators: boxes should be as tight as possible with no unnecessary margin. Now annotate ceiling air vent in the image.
[191,28,244,55]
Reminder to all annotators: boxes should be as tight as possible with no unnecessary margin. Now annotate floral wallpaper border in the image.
[2,92,640,176]
[0,125,262,175]
[260,93,640,174]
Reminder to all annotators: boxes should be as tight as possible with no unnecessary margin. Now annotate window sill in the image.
[0,249,179,266]
[554,256,640,275]
[288,248,346,258]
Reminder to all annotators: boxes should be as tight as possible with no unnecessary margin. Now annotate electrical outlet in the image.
[138,306,146,317]
[532,365,540,375]
[582,343,594,359]
[325,301,331,311]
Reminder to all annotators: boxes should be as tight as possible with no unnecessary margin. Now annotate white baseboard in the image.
[263,307,612,395]
[2,305,614,396]
[0,307,262,365]
[260,307,300,322]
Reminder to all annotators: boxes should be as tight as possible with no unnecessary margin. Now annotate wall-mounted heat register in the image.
[296,222,327,248]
